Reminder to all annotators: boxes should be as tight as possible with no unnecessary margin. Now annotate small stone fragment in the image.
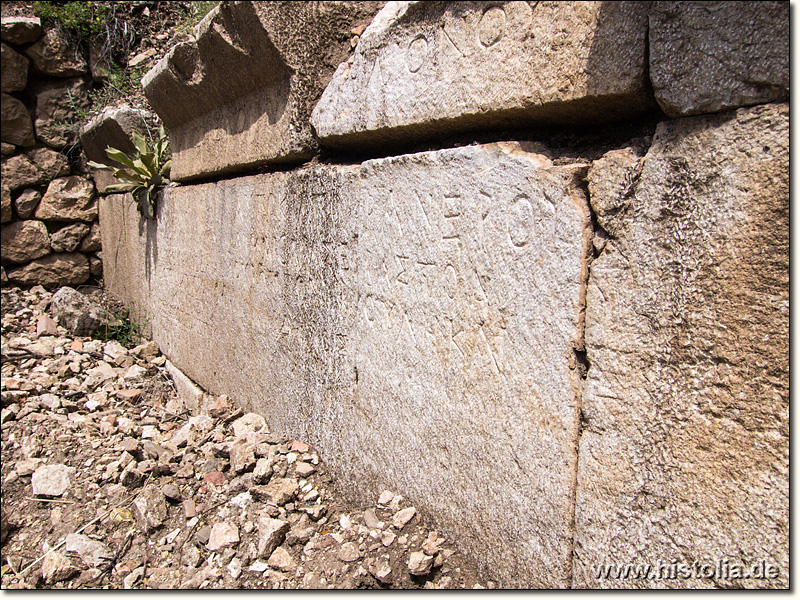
[257,515,290,558]
[133,483,168,532]
[162,484,181,501]
[294,462,315,477]
[408,551,434,577]
[377,490,394,506]
[65,533,113,568]
[42,550,79,584]
[267,546,296,572]
[392,507,416,530]
[207,522,239,551]
[31,464,74,497]
[363,508,382,530]
[231,412,268,438]
[338,541,360,562]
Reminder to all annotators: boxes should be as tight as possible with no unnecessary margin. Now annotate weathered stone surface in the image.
[24,27,87,76]
[649,1,789,118]
[1,142,13,155]
[101,144,592,587]
[312,1,652,148]
[50,222,90,253]
[80,107,157,193]
[88,37,112,82]
[574,104,789,588]
[141,0,382,181]
[1,92,34,146]
[0,16,42,45]
[6,252,90,287]
[29,146,71,178]
[2,148,70,192]
[1,220,50,264]
[1,42,29,92]
[50,286,107,336]
[36,176,97,222]
[78,221,101,251]
[13,188,42,219]
[33,78,90,148]
[1,185,10,223]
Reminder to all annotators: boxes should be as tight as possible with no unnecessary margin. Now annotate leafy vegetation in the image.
[87,127,171,220]
[97,304,149,348]
[31,1,110,37]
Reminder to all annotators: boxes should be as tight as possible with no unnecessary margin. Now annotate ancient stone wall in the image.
[98,1,788,588]
[1,16,104,287]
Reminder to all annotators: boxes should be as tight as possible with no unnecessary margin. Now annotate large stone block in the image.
[0,16,42,46]
[142,1,382,182]
[574,103,789,588]
[649,1,789,117]
[80,107,158,193]
[1,220,50,264]
[101,165,361,441]
[32,78,90,149]
[1,148,70,192]
[101,143,593,586]
[36,176,98,222]
[24,27,87,77]
[6,252,89,287]
[1,42,29,92]
[311,1,652,149]
[349,144,592,587]
[1,93,34,146]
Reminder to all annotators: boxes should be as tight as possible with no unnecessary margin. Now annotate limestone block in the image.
[80,107,158,193]
[6,252,90,287]
[0,16,42,45]
[50,222,90,253]
[24,27,87,77]
[574,104,789,588]
[1,220,51,264]
[33,78,90,149]
[141,0,382,182]
[101,165,361,441]
[1,142,14,155]
[1,93,34,146]
[650,1,789,117]
[36,176,98,222]
[101,144,592,587]
[350,144,591,587]
[312,1,652,149]
[1,148,69,191]
[1,42,29,92]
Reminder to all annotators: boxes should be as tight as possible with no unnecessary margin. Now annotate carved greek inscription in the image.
[509,194,533,247]
[445,264,457,299]
[407,36,428,73]
[479,6,506,47]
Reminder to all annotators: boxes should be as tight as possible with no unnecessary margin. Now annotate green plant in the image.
[88,126,171,220]
[98,305,149,348]
[32,1,110,38]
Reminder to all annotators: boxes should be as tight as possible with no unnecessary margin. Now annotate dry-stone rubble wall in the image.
[1,15,102,287]
[88,0,791,589]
